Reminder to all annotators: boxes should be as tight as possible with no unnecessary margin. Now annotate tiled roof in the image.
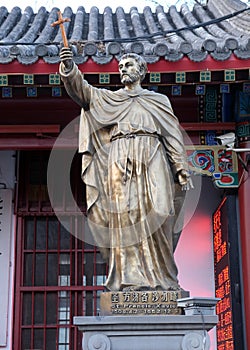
[0,0,249,65]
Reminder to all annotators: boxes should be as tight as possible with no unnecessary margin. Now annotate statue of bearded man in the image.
[59,48,193,292]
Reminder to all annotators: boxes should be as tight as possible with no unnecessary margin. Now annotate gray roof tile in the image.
[0,0,249,65]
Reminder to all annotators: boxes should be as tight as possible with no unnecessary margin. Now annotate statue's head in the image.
[118,53,148,83]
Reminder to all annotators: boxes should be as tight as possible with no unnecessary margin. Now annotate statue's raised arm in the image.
[59,47,93,107]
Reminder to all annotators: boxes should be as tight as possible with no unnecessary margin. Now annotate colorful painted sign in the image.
[186,146,239,188]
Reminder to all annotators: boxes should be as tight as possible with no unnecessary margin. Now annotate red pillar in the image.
[238,139,250,349]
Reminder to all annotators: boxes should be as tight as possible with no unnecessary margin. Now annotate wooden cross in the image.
[51,11,71,47]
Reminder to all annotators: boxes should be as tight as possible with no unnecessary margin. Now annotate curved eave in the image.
[0,55,250,74]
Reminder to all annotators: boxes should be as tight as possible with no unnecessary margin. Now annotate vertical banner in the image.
[213,196,244,350]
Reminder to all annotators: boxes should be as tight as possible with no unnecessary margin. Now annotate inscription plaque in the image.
[100,290,190,316]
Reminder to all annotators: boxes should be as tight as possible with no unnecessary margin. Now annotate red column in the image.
[238,139,250,348]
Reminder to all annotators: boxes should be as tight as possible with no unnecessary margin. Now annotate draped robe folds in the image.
[60,63,189,291]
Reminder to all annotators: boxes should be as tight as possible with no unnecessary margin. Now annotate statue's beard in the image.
[121,72,140,85]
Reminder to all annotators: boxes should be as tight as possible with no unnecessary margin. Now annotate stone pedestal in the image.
[74,296,219,350]
[74,314,218,349]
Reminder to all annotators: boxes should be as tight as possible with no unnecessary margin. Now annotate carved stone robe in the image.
[60,63,188,291]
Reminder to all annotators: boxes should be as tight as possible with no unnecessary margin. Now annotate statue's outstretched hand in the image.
[177,169,194,191]
[59,47,73,71]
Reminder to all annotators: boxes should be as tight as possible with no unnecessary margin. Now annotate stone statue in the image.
[59,48,193,292]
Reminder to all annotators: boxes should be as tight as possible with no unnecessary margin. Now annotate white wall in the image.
[0,151,16,350]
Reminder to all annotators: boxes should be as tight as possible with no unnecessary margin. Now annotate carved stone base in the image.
[74,313,218,350]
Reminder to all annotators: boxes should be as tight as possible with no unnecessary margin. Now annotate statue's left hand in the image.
[177,169,194,191]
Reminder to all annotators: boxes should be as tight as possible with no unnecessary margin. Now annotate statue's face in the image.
[118,57,141,85]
